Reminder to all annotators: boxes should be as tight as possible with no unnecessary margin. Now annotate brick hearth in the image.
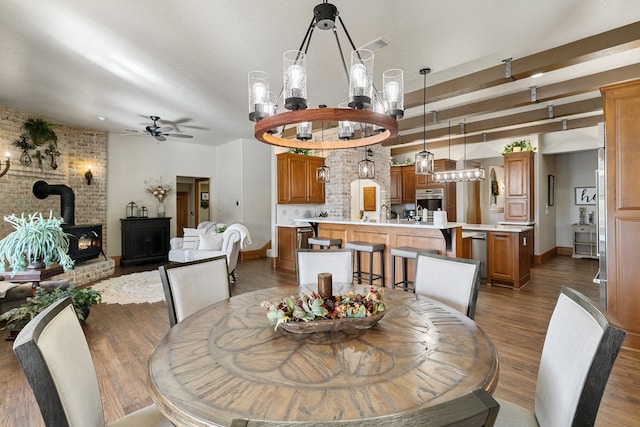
[48,258,115,286]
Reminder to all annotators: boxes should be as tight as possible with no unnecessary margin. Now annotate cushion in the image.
[199,233,224,251]
[182,228,205,249]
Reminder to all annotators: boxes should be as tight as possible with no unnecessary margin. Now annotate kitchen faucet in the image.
[380,204,390,222]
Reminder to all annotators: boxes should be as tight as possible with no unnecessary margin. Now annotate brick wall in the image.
[312,128,391,219]
[0,105,109,252]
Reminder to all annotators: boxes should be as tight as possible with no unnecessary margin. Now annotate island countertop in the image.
[461,223,534,233]
[295,218,464,230]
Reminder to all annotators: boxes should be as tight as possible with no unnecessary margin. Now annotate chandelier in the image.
[432,122,486,182]
[415,67,434,175]
[248,1,401,150]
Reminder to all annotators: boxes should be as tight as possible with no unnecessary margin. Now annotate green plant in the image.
[289,148,312,156]
[0,212,74,276]
[23,118,58,148]
[0,285,101,330]
[502,140,537,154]
[216,225,227,233]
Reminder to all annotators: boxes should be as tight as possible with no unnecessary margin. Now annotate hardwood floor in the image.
[1,256,639,426]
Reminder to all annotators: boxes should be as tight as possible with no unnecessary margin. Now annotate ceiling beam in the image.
[404,21,640,107]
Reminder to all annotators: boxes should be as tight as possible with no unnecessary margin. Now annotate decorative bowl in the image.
[279,312,385,334]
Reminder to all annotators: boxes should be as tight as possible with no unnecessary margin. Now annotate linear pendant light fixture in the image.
[249,1,400,150]
[415,67,434,175]
[433,121,485,182]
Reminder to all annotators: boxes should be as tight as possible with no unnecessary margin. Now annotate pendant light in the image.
[316,112,330,183]
[358,148,375,179]
[415,67,434,175]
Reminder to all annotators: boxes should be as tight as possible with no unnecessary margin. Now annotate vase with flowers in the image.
[144,178,174,217]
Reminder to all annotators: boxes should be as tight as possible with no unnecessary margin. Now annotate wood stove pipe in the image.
[32,180,75,225]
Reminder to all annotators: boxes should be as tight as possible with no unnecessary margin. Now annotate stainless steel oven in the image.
[416,188,444,220]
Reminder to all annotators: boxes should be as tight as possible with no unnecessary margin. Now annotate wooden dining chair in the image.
[159,255,230,326]
[493,286,626,426]
[230,388,499,426]
[12,297,172,427]
[414,252,481,319]
[296,248,353,287]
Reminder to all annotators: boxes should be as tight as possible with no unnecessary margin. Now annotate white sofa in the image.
[168,222,249,282]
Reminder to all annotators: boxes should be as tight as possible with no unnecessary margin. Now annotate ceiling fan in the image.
[141,115,194,141]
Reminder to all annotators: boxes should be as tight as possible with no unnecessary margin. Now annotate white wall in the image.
[107,134,218,257]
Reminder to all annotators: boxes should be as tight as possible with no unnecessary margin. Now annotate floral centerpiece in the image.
[145,178,174,217]
[261,287,385,331]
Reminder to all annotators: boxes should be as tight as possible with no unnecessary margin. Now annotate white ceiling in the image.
[1,0,640,147]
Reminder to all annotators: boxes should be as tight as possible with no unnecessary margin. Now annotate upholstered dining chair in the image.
[296,248,353,287]
[230,388,499,426]
[13,297,173,427]
[493,286,626,427]
[159,255,230,327]
[414,252,481,319]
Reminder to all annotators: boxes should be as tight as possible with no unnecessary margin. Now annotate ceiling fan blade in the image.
[154,135,166,142]
[157,126,174,133]
[166,133,193,138]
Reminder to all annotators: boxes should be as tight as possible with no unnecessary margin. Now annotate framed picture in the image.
[201,192,209,201]
[575,187,596,205]
[548,175,554,206]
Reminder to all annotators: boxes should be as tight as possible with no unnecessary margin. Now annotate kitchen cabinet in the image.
[601,79,640,350]
[277,226,298,271]
[277,152,325,204]
[120,218,170,267]
[401,166,416,203]
[487,230,530,289]
[503,151,534,223]
[572,224,597,259]
[390,167,402,203]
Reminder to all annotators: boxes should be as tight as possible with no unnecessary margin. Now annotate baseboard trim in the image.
[556,246,573,257]
[240,240,271,261]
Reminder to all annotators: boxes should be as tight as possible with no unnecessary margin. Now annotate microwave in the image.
[416,188,444,219]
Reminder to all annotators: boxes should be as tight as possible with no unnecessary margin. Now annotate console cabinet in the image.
[572,224,597,259]
[277,152,325,204]
[120,218,171,267]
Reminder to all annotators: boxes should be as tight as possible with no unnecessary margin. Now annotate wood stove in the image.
[63,224,105,263]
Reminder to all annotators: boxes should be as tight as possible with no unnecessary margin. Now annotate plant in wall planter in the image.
[23,118,58,148]
[502,140,537,154]
[11,134,36,166]
[0,212,74,277]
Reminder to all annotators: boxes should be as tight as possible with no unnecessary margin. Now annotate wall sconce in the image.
[0,152,11,178]
[84,166,93,185]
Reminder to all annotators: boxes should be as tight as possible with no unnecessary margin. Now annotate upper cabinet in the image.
[277,152,325,204]
[390,165,416,204]
[503,151,534,223]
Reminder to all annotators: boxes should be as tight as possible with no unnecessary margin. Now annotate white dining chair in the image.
[296,248,353,287]
[493,286,626,426]
[230,388,499,426]
[414,252,481,319]
[159,255,230,326]
[13,297,172,427]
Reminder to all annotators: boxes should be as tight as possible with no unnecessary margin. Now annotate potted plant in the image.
[0,212,75,277]
[502,140,537,154]
[0,285,101,332]
[23,118,58,149]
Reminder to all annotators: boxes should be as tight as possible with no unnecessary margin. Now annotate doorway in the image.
[176,176,211,234]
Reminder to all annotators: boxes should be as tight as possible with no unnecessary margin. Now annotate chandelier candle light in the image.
[248,1,401,150]
[432,122,486,182]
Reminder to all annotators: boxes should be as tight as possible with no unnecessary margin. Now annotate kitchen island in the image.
[296,218,465,287]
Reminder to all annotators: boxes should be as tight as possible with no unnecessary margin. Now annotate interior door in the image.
[176,191,189,237]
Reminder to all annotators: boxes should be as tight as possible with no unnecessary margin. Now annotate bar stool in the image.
[391,247,438,292]
[346,241,385,286]
[308,237,342,249]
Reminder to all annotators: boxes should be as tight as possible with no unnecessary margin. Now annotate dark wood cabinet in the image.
[503,151,534,223]
[277,152,325,204]
[390,167,402,204]
[401,166,416,203]
[120,218,171,267]
[277,226,297,271]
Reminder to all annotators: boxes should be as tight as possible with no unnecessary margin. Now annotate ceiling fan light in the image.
[283,50,307,111]
[348,49,374,109]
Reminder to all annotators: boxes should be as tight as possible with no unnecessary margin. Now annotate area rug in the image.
[91,271,165,305]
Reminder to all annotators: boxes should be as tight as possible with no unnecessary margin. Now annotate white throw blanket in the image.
[225,223,252,249]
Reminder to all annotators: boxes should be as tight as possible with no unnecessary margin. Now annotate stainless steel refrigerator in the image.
[593,123,607,308]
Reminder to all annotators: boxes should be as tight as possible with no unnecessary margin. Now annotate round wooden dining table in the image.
[148,286,499,426]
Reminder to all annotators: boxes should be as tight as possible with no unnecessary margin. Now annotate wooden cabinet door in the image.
[306,156,325,203]
[363,186,376,211]
[390,167,402,204]
[503,151,534,222]
[277,227,297,271]
[288,157,309,203]
[401,166,416,203]
[487,232,514,282]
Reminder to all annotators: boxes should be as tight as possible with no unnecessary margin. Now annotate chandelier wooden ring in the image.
[254,108,398,150]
